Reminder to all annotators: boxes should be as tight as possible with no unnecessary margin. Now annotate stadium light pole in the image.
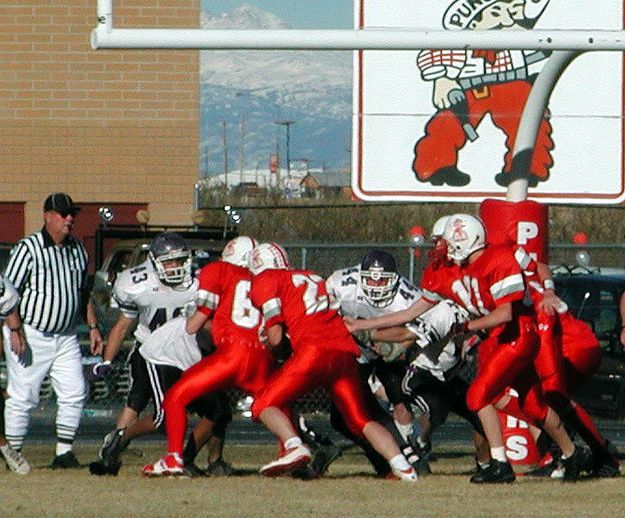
[275,120,295,180]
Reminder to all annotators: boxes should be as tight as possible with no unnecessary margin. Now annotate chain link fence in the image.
[1,241,624,420]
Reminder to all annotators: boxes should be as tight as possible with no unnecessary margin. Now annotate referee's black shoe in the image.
[50,451,80,469]
[469,459,515,484]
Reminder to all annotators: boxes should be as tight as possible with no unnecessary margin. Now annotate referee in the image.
[3,192,103,469]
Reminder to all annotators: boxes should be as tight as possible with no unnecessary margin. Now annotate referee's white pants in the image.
[2,324,87,449]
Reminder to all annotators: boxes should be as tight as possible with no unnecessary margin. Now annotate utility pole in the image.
[275,120,295,181]
[222,120,228,197]
[239,113,245,185]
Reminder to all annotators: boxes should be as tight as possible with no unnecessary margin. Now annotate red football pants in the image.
[251,345,375,439]
[467,316,539,413]
[163,338,277,456]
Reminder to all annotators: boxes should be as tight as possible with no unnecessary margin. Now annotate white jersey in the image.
[0,274,20,318]
[326,265,421,362]
[111,260,199,350]
[406,300,470,382]
[139,316,201,371]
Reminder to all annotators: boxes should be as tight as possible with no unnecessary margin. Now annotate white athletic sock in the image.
[284,437,303,450]
[389,454,411,471]
[490,446,507,463]
[56,443,72,456]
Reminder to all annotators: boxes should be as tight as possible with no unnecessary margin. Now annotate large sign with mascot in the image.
[353,0,625,204]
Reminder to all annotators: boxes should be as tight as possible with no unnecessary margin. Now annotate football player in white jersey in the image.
[0,274,32,475]
[322,249,428,477]
[88,232,231,476]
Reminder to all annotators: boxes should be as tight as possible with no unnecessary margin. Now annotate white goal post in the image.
[91,0,625,51]
[90,0,624,204]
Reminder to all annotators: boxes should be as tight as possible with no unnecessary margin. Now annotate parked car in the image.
[0,243,13,273]
[90,227,233,336]
[552,266,625,419]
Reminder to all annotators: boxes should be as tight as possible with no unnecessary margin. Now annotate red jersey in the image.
[196,261,260,345]
[421,245,526,317]
[250,268,359,355]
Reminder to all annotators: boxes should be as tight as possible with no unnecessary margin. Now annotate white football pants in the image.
[3,324,87,450]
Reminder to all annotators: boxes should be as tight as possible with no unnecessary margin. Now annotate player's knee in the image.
[466,384,487,413]
[520,397,548,425]
[250,398,265,422]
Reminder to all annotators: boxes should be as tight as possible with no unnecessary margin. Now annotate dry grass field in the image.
[1,442,624,518]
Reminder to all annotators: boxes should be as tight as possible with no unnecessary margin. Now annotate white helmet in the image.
[221,236,258,267]
[443,214,486,262]
[248,242,290,275]
[430,216,451,241]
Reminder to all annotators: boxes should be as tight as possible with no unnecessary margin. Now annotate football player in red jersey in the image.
[513,247,619,477]
[348,214,584,483]
[247,243,418,481]
[142,236,285,477]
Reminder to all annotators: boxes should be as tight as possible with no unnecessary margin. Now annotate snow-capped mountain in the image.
[199,5,352,176]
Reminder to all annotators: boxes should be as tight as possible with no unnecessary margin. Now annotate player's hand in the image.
[374,342,406,363]
[89,327,104,355]
[538,292,562,316]
[344,316,361,333]
[88,360,112,381]
[449,321,470,337]
[182,301,197,318]
[352,329,373,346]
[8,328,25,356]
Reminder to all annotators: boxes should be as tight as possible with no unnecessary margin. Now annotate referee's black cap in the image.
[44,192,81,216]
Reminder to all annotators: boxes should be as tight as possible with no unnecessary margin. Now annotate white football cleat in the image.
[260,444,312,477]
[1,445,31,475]
[142,453,184,477]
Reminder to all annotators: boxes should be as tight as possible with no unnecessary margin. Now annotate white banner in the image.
[353,0,625,204]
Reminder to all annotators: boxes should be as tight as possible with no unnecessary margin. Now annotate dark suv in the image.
[552,267,625,418]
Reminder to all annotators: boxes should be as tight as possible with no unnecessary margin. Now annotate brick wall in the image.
[0,0,200,237]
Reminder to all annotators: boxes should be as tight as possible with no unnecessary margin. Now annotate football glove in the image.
[376,342,406,363]
[89,360,112,381]
[449,321,470,337]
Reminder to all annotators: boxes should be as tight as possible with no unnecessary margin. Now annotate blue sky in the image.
[201,0,353,29]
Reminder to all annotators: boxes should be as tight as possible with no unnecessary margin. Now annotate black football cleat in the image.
[309,444,345,477]
[89,460,121,476]
[50,451,80,469]
[562,446,583,482]
[205,458,234,477]
[469,460,515,484]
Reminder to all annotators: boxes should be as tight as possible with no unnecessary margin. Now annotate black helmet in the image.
[149,232,192,288]
[360,249,399,308]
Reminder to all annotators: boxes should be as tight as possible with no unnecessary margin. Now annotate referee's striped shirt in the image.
[5,227,88,333]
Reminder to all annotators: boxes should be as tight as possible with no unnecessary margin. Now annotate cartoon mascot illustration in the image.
[413,0,553,187]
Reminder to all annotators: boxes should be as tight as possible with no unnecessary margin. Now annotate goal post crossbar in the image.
[91,27,625,51]
[91,0,625,51]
